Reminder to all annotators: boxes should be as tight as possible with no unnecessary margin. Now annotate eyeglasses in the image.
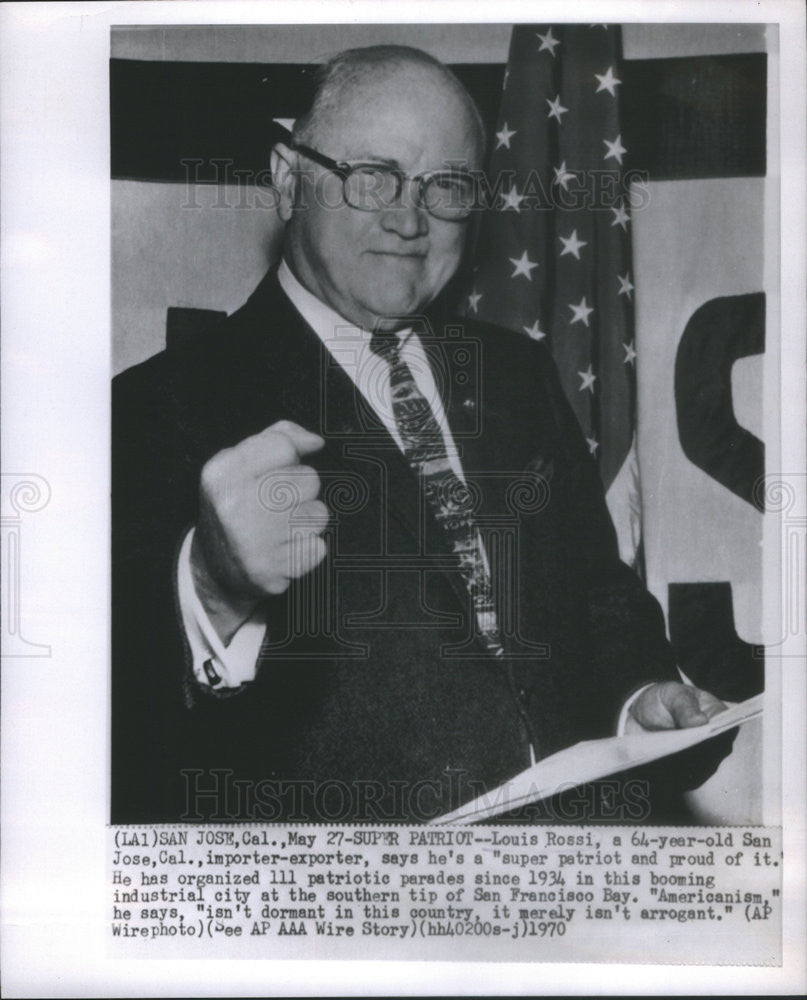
[289,140,478,221]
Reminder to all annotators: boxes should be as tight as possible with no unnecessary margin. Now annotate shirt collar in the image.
[277,257,413,349]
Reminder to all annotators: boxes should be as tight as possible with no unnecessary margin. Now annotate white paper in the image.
[435,695,764,824]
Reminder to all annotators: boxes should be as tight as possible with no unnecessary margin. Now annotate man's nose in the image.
[378,183,429,239]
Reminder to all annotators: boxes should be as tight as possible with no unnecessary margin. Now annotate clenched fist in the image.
[190,420,327,642]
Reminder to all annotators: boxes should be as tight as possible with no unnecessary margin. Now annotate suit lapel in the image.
[244,274,428,553]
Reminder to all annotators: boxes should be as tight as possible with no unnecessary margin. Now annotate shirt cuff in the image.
[176,527,267,690]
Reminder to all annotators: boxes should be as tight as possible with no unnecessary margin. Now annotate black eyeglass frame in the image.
[286,138,480,221]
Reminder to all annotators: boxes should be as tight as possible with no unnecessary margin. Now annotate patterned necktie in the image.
[370,331,504,658]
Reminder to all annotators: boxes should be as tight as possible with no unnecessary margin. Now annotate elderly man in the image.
[112,45,728,823]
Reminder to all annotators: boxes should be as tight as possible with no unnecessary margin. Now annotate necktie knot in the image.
[368,329,401,362]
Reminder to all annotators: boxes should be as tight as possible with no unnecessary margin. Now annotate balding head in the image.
[293,45,486,167]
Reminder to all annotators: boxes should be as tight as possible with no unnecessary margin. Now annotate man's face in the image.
[284,67,481,331]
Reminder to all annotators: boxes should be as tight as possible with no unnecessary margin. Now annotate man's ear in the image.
[270,142,297,223]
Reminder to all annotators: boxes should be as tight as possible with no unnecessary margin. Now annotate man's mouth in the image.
[369,249,428,259]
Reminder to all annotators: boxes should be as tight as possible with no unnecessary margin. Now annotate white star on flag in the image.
[611,203,630,230]
[603,134,627,164]
[623,341,637,365]
[553,160,575,190]
[500,186,526,212]
[586,436,600,455]
[559,229,588,260]
[569,296,594,326]
[546,95,568,122]
[495,123,516,149]
[523,320,546,341]
[508,251,539,281]
[578,365,597,392]
[617,273,634,298]
[536,28,560,56]
[467,289,482,313]
[594,66,622,96]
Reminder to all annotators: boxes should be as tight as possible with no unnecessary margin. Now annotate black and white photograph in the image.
[111,21,768,826]
[2,1,805,995]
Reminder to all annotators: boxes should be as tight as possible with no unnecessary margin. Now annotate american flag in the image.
[467,24,642,569]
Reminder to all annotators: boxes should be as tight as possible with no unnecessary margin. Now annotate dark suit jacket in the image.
[111,267,680,823]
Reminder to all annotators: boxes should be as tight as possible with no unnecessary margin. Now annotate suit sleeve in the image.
[111,354,187,820]
[111,339,287,822]
[111,351,231,821]
[534,346,681,739]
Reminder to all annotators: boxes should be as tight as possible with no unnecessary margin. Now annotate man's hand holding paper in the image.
[626,680,728,734]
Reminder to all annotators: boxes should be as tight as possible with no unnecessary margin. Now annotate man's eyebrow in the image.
[342,154,476,175]
[343,152,400,167]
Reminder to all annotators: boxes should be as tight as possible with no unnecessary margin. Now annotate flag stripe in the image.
[110,59,506,182]
[622,53,766,180]
[110,52,766,182]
